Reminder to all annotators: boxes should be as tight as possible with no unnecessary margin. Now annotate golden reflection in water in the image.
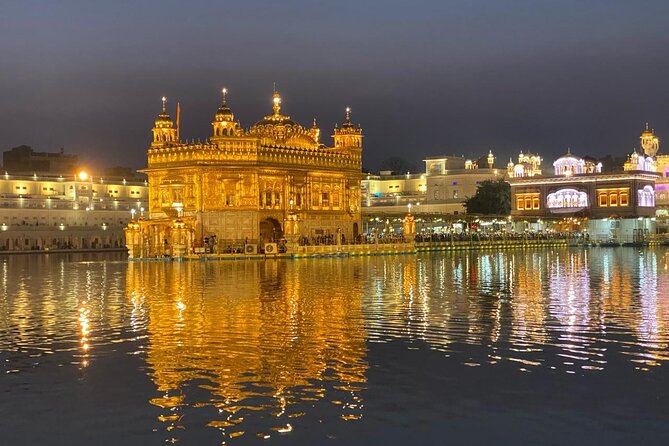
[5,251,669,441]
[125,260,368,441]
[510,252,548,347]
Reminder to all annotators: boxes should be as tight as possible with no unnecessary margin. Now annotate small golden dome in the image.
[154,97,173,128]
[214,88,234,122]
[215,104,234,122]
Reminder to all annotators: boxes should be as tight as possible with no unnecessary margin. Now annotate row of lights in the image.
[0,222,109,231]
[3,170,135,186]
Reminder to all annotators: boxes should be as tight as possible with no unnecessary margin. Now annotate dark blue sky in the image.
[2,0,669,171]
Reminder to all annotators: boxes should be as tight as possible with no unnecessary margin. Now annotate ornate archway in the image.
[259,218,283,243]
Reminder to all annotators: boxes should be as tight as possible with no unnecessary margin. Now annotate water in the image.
[1,249,669,445]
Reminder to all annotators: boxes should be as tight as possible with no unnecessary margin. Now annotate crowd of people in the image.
[159,230,572,256]
[414,231,570,243]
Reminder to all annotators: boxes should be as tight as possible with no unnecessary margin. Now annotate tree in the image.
[464,179,511,215]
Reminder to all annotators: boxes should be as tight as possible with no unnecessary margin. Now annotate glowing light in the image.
[78,171,89,181]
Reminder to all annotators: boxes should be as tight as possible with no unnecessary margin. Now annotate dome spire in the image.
[155,96,173,126]
[272,87,282,116]
[213,87,235,126]
[152,96,176,146]
[343,107,353,128]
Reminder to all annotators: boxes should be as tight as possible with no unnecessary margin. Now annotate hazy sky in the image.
[2,0,669,172]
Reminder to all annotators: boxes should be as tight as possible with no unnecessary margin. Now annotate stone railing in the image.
[291,242,415,257]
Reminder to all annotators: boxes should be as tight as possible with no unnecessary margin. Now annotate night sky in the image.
[2,0,669,172]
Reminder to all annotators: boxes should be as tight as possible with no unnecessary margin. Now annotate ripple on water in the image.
[1,249,669,443]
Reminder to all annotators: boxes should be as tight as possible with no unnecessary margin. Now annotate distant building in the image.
[423,151,504,214]
[3,145,79,175]
[509,143,658,241]
[0,171,147,251]
[506,151,543,178]
[635,124,669,225]
[361,171,426,209]
[361,151,505,217]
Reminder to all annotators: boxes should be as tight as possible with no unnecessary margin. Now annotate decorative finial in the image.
[343,107,352,127]
[567,147,571,155]
[645,122,650,131]
[272,88,281,115]
[312,117,318,127]
[161,96,167,113]
[222,87,228,104]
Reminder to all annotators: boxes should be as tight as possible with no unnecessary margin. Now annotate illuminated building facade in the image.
[361,171,426,209]
[423,152,505,214]
[510,144,658,240]
[361,152,504,217]
[507,150,543,178]
[0,171,147,250]
[126,89,362,257]
[636,125,669,218]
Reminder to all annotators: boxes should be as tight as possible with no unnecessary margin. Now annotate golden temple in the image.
[125,88,363,257]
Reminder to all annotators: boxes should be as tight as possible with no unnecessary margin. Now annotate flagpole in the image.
[176,102,181,141]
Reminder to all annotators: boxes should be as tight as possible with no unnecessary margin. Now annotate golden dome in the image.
[214,104,234,122]
[248,89,318,148]
[214,88,234,122]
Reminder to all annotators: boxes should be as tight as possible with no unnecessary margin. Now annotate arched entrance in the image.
[353,222,359,239]
[259,218,283,243]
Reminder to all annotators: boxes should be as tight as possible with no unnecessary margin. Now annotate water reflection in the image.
[125,260,368,442]
[1,249,669,443]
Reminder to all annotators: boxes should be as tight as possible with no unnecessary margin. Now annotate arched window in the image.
[546,189,588,209]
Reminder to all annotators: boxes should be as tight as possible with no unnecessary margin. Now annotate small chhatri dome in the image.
[214,87,234,122]
[154,96,174,128]
[640,122,660,157]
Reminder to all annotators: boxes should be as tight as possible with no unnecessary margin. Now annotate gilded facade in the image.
[126,89,362,257]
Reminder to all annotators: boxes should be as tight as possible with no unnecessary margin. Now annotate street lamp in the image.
[130,208,136,220]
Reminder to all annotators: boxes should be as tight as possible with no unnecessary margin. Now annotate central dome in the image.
[248,90,318,149]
